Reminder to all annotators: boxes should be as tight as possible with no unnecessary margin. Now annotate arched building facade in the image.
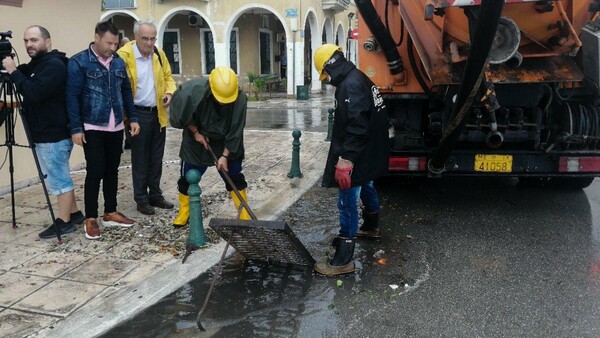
[101,0,357,95]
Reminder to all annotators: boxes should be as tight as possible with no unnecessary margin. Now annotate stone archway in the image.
[336,23,345,48]
[303,9,320,92]
[100,10,140,23]
[322,17,334,44]
[158,7,215,79]
[100,10,139,41]
[223,5,290,93]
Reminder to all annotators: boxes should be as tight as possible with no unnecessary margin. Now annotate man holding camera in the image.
[2,25,85,239]
[117,20,176,215]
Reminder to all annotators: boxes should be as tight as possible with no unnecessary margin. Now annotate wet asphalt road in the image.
[107,176,600,338]
[245,107,329,133]
[340,177,600,338]
[106,106,600,337]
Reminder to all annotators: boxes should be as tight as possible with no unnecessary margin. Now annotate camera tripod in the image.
[0,71,59,241]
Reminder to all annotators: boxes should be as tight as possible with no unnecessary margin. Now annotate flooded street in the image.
[245,107,330,132]
[106,175,600,337]
[105,94,600,338]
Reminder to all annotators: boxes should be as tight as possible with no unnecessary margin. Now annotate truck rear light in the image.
[388,157,427,171]
[559,157,600,172]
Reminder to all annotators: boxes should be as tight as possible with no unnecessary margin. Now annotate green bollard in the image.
[287,129,303,178]
[326,107,334,141]
[186,169,206,249]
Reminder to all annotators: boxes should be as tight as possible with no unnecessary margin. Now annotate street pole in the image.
[292,30,296,96]
[347,12,354,60]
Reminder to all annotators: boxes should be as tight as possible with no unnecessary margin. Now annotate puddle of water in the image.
[104,257,341,338]
[104,186,346,338]
[104,184,417,337]
[245,108,329,132]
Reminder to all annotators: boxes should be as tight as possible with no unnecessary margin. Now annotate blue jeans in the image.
[338,181,380,238]
[35,139,75,196]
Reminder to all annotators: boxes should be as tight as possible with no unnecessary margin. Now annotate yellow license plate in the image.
[474,154,513,173]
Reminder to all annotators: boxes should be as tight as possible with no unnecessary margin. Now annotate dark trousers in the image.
[177,160,247,195]
[83,130,124,218]
[130,109,166,204]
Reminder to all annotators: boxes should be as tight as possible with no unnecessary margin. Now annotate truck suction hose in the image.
[486,109,504,149]
[355,0,406,83]
[482,83,503,149]
[427,0,505,176]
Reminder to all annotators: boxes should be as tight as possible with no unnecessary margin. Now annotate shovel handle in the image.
[206,143,257,220]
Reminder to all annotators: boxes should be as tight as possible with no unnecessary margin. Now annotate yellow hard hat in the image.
[314,44,342,81]
[209,66,239,104]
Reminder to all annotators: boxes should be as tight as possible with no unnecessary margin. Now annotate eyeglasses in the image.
[140,36,157,42]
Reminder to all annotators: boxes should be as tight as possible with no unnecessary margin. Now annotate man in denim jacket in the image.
[66,21,140,240]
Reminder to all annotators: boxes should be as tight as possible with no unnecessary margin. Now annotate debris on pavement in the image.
[373,249,385,258]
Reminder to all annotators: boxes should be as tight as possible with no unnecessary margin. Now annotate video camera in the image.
[0,31,13,71]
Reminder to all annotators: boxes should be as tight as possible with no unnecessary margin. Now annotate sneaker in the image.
[149,197,174,209]
[70,210,86,224]
[136,202,155,215]
[38,218,76,239]
[84,218,101,240]
[102,211,136,227]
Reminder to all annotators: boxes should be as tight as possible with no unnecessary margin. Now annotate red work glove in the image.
[335,157,353,190]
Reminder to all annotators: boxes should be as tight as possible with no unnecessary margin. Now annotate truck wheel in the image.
[551,177,595,189]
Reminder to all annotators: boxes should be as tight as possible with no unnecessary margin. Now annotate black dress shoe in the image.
[137,202,156,215]
[149,197,174,209]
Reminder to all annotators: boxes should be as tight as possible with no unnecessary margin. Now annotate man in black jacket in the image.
[2,25,85,238]
[312,44,390,276]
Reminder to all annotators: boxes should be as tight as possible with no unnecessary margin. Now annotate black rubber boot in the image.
[356,211,381,238]
[314,237,355,276]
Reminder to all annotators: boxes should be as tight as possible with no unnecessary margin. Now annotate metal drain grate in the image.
[208,218,315,267]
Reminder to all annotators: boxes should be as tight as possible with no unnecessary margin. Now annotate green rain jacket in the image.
[169,77,247,166]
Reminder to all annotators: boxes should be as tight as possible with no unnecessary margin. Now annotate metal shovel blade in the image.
[208,218,315,267]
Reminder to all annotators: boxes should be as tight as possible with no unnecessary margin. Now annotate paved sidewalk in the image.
[0,94,333,337]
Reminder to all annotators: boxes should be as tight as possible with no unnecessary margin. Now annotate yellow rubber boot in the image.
[230,189,251,220]
[172,193,190,228]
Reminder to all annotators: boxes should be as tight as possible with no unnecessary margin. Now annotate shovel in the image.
[195,143,255,331]
[206,143,257,220]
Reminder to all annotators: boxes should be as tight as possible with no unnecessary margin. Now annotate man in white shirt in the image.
[117,20,176,215]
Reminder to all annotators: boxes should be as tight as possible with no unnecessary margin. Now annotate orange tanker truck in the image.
[354,0,600,188]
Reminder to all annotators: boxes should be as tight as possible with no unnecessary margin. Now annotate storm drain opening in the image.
[209,218,315,267]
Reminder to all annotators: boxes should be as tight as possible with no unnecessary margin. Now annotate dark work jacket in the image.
[322,58,390,188]
[9,50,71,143]
[169,77,247,166]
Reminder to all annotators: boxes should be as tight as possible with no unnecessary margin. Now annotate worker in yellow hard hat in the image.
[312,44,391,277]
[169,66,251,227]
